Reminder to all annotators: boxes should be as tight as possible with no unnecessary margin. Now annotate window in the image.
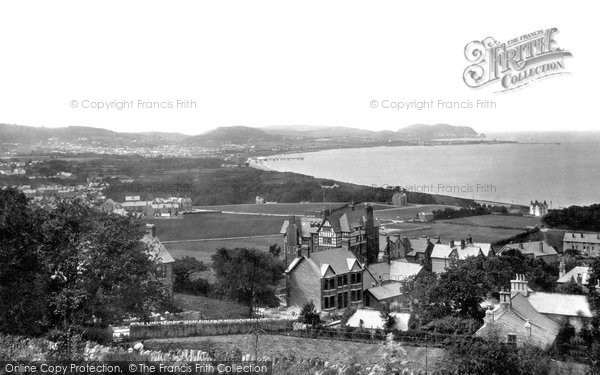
[507,334,517,346]
[343,275,348,285]
[329,296,335,308]
[322,237,332,245]
[356,272,362,283]
[337,276,343,286]
[323,278,335,291]
[323,297,330,309]
[356,290,362,301]
[337,293,343,308]
[350,273,356,284]
[156,265,167,278]
[343,292,348,308]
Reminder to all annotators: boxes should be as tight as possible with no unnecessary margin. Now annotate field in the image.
[173,294,249,319]
[446,214,541,229]
[386,221,525,244]
[193,202,349,216]
[374,205,460,221]
[164,235,281,264]
[145,334,446,370]
[147,213,284,241]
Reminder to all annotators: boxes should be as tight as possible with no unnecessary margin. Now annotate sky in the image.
[0,1,597,135]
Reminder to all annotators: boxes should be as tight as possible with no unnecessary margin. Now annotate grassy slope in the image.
[145,334,446,369]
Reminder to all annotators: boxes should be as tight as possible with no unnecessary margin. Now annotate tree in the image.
[268,244,281,258]
[298,301,321,327]
[0,188,47,335]
[172,256,208,292]
[38,201,168,327]
[379,303,396,331]
[211,247,284,316]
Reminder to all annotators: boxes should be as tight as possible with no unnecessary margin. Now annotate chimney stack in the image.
[485,309,494,324]
[450,239,455,248]
[460,239,465,249]
[499,288,511,310]
[559,259,566,279]
[524,320,532,337]
[145,223,157,238]
[510,274,528,297]
[577,273,582,288]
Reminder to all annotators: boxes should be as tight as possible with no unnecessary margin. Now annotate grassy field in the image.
[147,213,284,241]
[446,214,541,229]
[386,221,524,244]
[193,202,349,216]
[173,294,249,319]
[164,236,281,264]
[374,205,460,221]
[145,334,446,370]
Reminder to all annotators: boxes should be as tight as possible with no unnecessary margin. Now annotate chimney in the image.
[146,223,157,238]
[559,259,566,279]
[510,274,528,297]
[450,239,455,248]
[519,242,523,249]
[572,233,575,238]
[577,273,582,288]
[485,309,494,324]
[387,235,391,265]
[468,234,473,244]
[581,233,584,238]
[524,320,532,337]
[460,239,465,249]
[365,205,377,265]
[499,288,511,310]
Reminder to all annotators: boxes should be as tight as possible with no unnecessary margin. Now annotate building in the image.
[391,191,408,207]
[563,232,600,257]
[430,237,493,274]
[378,234,410,262]
[255,195,265,204]
[557,262,594,293]
[497,241,558,262]
[477,274,593,348]
[284,247,365,312]
[476,288,560,349]
[280,204,379,266]
[363,260,423,309]
[529,200,548,217]
[404,236,438,265]
[417,212,434,222]
[346,308,410,331]
[141,224,175,297]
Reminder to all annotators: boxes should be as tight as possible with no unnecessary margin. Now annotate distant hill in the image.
[182,126,282,145]
[0,123,187,146]
[0,123,480,149]
[396,124,479,139]
[262,124,479,140]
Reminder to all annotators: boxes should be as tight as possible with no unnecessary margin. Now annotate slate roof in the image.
[527,292,593,318]
[563,232,600,244]
[367,282,402,301]
[280,217,322,237]
[476,292,560,349]
[499,241,558,258]
[141,234,175,264]
[368,260,423,283]
[557,266,590,286]
[406,237,435,256]
[284,247,361,277]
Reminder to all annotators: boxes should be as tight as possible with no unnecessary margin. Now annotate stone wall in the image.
[130,318,294,340]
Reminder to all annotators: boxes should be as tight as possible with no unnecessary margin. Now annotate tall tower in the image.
[284,216,299,267]
[365,205,378,265]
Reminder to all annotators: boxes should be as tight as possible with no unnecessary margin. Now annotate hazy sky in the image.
[0,1,596,135]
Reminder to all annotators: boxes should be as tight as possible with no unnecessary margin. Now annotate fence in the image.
[129,318,295,340]
[281,327,476,348]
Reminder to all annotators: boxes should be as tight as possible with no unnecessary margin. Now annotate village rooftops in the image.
[527,292,593,318]
[563,232,600,244]
[284,247,362,277]
[367,260,423,283]
[499,241,558,259]
[557,266,591,286]
[280,216,322,238]
[431,240,493,260]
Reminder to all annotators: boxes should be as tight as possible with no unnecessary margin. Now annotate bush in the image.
[81,326,113,345]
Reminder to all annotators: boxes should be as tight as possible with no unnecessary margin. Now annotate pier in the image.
[252,156,304,162]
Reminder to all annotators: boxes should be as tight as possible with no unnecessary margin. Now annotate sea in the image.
[261,132,600,208]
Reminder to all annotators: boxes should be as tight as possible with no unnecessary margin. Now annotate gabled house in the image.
[405,236,438,264]
[477,274,593,348]
[529,200,548,217]
[284,247,365,312]
[280,204,379,266]
[557,262,596,293]
[363,260,424,309]
[378,234,409,262]
[563,232,600,257]
[498,241,558,262]
[430,238,493,274]
[141,224,175,297]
